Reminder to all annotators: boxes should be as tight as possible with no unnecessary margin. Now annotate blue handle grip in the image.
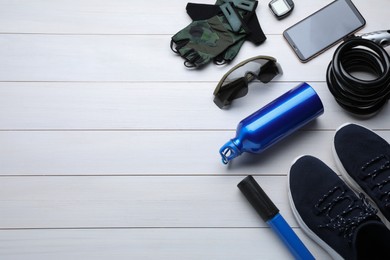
[268,213,315,260]
[238,176,315,259]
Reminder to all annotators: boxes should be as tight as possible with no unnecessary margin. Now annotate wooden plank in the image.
[0,1,387,259]
[0,0,384,35]
[0,176,293,228]
[0,228,331,260]
[0,34,335,82]
[0,129,365,175]
[1,130,389,175]
[0,82,390,130]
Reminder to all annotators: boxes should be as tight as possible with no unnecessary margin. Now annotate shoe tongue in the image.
[352,220,390,259]
[353,220,381,242]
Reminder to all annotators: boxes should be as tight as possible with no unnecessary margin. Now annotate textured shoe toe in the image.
[334,123,390,226]
[289,155,381,260]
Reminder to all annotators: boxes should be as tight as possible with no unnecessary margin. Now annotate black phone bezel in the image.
[283,0,366,63]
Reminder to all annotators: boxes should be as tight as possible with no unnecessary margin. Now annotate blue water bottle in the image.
[220,82,324,164]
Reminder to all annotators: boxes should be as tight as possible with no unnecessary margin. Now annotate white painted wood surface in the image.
[0,0,388,259]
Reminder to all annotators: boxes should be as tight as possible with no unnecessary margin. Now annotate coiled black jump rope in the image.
[326,30,390,116]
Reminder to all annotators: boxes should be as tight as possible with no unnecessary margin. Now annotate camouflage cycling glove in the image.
[171,2,254,68]
[186,0,266,65]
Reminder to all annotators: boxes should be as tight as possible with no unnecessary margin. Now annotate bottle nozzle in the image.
[219,140,241,164]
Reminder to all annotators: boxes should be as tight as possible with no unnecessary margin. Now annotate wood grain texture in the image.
[0,0,389,259]
[1,130,390,176]
[0,176,293,228]
[0,228,331,260]
[0,82,389,130]
[0,0,385,34]
[0,34,332,82]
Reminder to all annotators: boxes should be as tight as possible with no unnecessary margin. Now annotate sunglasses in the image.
[213,56,282,108]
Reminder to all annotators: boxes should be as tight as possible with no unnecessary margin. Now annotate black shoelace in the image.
[315,186,378,243]
[361,154,390,208]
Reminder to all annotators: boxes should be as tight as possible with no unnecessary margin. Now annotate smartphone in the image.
[283,0,366,63]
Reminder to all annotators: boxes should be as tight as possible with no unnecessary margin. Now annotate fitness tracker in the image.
[269,0,294,20]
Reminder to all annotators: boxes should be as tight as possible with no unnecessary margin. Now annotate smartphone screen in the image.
[283,0,366,62]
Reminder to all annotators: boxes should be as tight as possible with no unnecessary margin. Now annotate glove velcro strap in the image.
[186,1,265,45]
[224,0,255,11]
[220,3,243,32]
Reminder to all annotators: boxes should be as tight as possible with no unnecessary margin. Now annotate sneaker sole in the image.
[287,155,344,260]
[332,123,390,229]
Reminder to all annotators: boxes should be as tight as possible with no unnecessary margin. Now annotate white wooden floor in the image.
[0,0,389,259]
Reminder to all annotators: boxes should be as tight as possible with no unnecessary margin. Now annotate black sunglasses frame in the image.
[213,55,282,108]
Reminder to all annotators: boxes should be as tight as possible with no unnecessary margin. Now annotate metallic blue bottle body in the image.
[220,82,324,164]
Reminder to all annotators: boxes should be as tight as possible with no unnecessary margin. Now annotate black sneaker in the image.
[333,123,390,228]
[288,155,390,260]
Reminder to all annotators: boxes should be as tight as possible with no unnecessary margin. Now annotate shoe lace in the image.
[315,186,378,243]
[361,154,390,207]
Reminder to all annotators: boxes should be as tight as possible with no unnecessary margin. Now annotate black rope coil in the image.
[326,37,390,116]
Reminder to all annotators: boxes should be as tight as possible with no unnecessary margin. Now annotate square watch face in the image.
[271,0,290,15]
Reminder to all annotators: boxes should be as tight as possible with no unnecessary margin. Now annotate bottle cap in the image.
[219,140,241,164]
[237,175,279,221]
